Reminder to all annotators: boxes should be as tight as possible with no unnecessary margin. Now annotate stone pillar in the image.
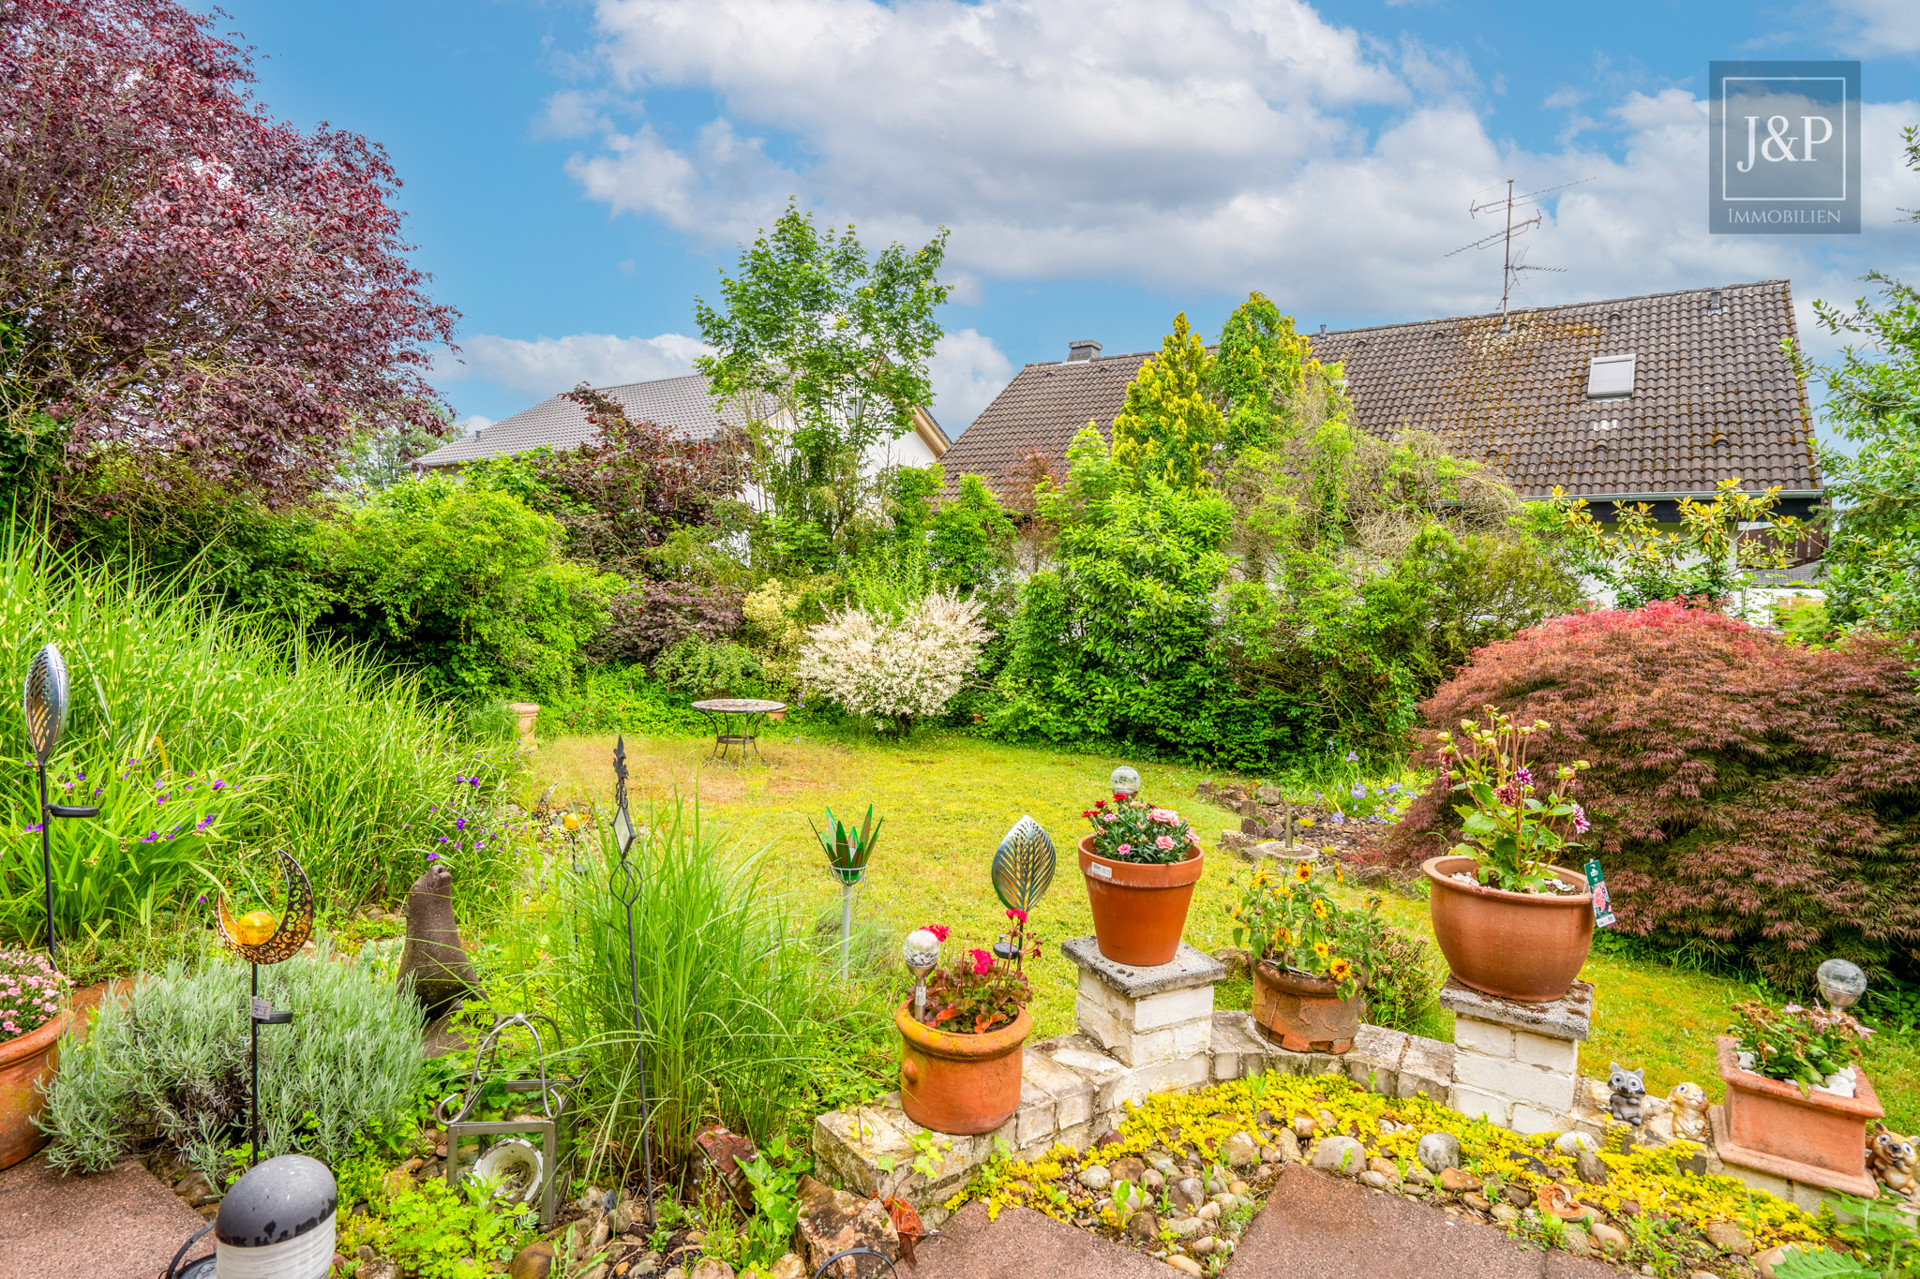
[1440,977,1592,1135]
[1062,937,1225,1068]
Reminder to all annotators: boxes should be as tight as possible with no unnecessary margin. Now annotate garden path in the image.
[0,1153,206,1279]
[912,1167,1621,1279]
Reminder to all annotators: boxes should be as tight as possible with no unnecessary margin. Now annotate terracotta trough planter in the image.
[1421,855,1593,1003]
[1252,961,1361,1054]
[0,1007,72,1171]
[1710,1035,1884,1196]
[1078,833,1203,967]
[896,1001,1032,1136]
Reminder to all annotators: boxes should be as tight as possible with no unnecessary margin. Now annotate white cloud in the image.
[1829,0,1920,55]
[456,415,495,436]
[440,332,711,397]
[552,0,1920,328]
[928,328,1014,434]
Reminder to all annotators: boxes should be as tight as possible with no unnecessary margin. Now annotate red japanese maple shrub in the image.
[1388,600,1920,982]
[0,0,458,500]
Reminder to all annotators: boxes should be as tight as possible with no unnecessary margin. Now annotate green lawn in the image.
[527,728,1917,1132]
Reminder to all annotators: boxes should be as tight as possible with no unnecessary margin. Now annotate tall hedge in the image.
[1389,601,1920,983]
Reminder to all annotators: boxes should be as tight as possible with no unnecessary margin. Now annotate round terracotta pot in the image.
[0,1007,72,1171]
[1421,855,1593,1003]
[896,1000,1032,1135]
[1251,960,1362,1054]
[1077,833,1203,967]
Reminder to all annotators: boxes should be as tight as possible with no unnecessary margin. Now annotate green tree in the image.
[1806,270,1920,633]
[1209,291,1328,453]
[694,202,950,569]
[1109,313,1221,491]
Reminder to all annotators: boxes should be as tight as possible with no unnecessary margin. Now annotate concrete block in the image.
[1061,936,1227,998]
[1513,1028,1580,1073]
[1509,1104,1567,1136]
[1015,1084,1056,1148]
[1453,1053,1578,1112]
[1452,1017,1516,1059]
[1347,1025,1409,1097]
[1075,997,1126,1052]
[1132,983,1215,1031]
[813,1105,915,1200]
[1439,977,1592,1043]
[1209,1012,1267,1082]
[1449,1084,1512,1126]
[1397,1036,1455,1102]
[1115,1053,1212,1109]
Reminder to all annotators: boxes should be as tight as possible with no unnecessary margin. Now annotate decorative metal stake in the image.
[23,643,100,971]
[214,849,314,1168]
[990,816,1055,972]
[811,806,881,979]
[607,737,656,1228]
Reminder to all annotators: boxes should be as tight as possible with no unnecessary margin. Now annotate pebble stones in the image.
[1222,1131,1260,1169]
[1575,1150,1611,1186]
[1267,1129,1302,1163]
[1703,1222,1753,1256]
[1416,1132,1461,1174]
[1110,1156,1145,1184]
[1127,1210,1159,1242]
[1360,1171,1390,1190]
[1169,1177,1207,1210]
[1438,1167,1481,1194]
[1492,1203,1521,1227]
[1590,1222,1629,1255]
[1553,1131,1599,1155]
[1141,1168,1166,1193]
[1167,1257,1204,1277]
[1078,1164,1112,1192]
[1310,1136,1367,1177]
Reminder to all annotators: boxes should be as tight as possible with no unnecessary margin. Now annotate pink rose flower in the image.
[1155,835,1174,850]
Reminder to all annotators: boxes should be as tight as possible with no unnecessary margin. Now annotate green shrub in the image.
[538,664,720,737]
[547,794,885,1168]
[41,946,425,1181]
[651,636,770,699]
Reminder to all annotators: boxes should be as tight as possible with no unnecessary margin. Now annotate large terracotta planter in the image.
[0,1008,72,1171]
[1710,1035,1884,1196]
[1422,855,1593,1003]
[1078,834,1203,967]
[1252,961,1361,1054]
[896,1001,1032,1135]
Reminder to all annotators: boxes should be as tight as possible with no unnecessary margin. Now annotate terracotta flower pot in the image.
[896,1000,1032,1135]
[1078,834,1203,967]
[0,1007,72,1171]
[1421,855,1593,1003]
[1252,960,1362,1054]
[1711,1035,1884,1196]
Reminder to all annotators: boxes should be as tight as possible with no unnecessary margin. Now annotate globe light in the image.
[211,1154,338,1278]
[903,929,940,1022]
[1109,765,1142,798]
[1816,958,1867,1013]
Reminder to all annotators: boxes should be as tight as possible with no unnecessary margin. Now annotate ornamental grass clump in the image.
[1389,600,1920,983]
[1082,792,1197,864]
[1437,707,1590,893]
[795,589,990,734]
[0,948,70,1040]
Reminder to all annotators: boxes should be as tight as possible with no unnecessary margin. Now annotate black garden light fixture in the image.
[213,848,315,1170]
[165,1153,339,1279]
[23,642,100,970]
[606,735,657,1229]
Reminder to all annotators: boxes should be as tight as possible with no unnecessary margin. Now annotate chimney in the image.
[1318,324,1326,335]
[1709,289,1724,313]
[1066,340,1101,363]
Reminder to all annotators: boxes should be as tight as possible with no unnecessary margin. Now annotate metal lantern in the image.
[214,849,316,1168]
[440,1013,577,1228]
[902,929,941,1022]
[605,736,656,1228]
[1816,958,1868,1013]
[22,642,101,968]
[1109,765,1142,799]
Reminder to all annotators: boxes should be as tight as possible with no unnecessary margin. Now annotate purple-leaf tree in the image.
[0,0,459,501]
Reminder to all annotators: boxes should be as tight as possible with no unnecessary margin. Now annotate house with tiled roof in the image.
[939,281,1822,521]
[413,372,951,473]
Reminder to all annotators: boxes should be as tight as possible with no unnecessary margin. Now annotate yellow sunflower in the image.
[1312,898,1329,920]
[1313,941,1330,959]
[1293,862,1313,882]
[1279,886,1293,900]
[1252,868,1269,887]
[1329,957,1353,982]
[1275,926,1291,946]
[1334,863,1345,884]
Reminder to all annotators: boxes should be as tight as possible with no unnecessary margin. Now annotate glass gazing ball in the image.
[1816,958,1867,1011]
[903,929,940,977]
[1109,765,1142,798]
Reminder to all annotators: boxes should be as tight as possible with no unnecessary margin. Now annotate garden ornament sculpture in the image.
[902,928,941,1022]
[214,848,315,1169]
[990,815,1055,969]
[811,804,882,978]
[1817,957,1868,1014]
[606,736,657,1227]
[22,642,100,970]
[1109,765,1142,799]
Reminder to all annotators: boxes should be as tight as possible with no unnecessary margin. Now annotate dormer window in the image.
[1587,353,1635,399]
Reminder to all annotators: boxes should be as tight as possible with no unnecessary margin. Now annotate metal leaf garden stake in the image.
[990,816,1055,970]
[23,643,100,970]
[607,737,656,1228]
[811,804,882,978]
[214,849,315,1169]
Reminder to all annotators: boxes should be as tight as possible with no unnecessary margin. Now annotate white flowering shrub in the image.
[795,590,991,732]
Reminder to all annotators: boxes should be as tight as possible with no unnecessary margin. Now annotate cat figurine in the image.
[1868,1125,1918,1198]
[1608,1062,1646,1127]
[1668,1081,1710,1143]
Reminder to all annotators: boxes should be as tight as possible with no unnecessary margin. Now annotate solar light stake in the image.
[23,643,100,970]
[608,737,656,1228]
[903,929,940,1023]
[214,849,314,1169]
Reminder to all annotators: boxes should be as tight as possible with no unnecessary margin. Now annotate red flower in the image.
[968,948,993,976]
[1006,907,1028,924]
[1113,792,1127,802]
[1093,799,1106,808]
[926,924,950,942]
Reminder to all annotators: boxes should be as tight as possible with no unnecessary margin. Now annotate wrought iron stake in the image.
[608,736,656,1226]
[23,643,100,971]
[215,849,313,1169]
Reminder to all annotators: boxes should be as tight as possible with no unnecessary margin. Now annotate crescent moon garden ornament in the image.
[216,849,316,964]
[23,642,69,767]
[992,815,1056,917]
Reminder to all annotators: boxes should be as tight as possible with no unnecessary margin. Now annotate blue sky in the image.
[220,0,1920,436]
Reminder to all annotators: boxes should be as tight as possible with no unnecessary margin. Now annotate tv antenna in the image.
[1447,176,1593,326]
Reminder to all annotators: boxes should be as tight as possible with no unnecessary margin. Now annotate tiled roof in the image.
[415,373,740,469]
[942,280,1820,503]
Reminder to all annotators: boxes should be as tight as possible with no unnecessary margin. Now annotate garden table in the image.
[691,698,785,764]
